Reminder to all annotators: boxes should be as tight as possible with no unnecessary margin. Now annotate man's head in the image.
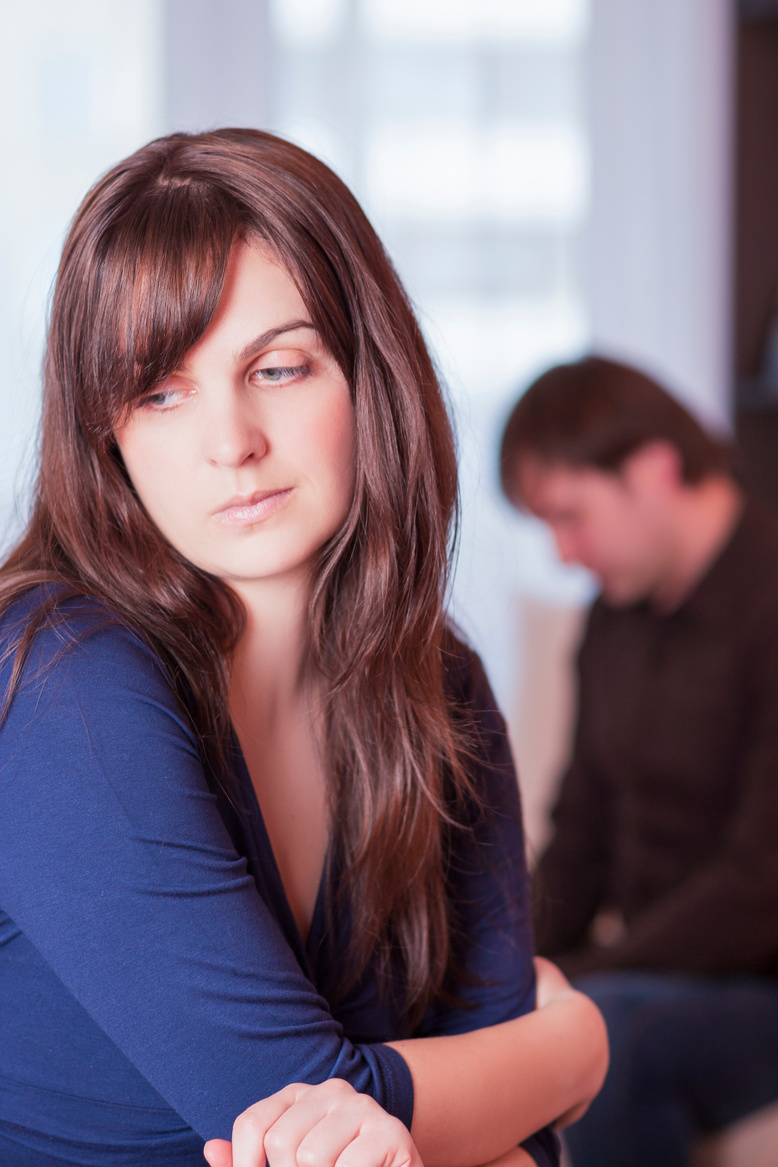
[499,356,734,607]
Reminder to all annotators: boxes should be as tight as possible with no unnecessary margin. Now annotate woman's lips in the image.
[212,488,294,528]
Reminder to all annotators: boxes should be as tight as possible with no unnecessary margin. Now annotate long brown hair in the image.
[1,129,472,1029]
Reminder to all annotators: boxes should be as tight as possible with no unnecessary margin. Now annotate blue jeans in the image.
[564,971,778,1167]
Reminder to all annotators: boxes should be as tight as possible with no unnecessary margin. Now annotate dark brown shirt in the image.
[534,498,778,978]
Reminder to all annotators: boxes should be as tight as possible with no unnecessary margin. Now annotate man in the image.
[500,356,778,1167]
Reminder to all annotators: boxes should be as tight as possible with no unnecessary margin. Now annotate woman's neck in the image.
[228,573,329,944]
[229,574,312,731]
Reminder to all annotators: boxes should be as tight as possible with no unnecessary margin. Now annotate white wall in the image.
[584,0,735,428]
[164,0,270,133]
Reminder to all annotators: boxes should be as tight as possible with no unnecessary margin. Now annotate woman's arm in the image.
[389,959,608,1167]
[204,962,604,1167]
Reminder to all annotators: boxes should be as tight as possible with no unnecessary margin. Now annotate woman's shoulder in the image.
[0,584,173,701]
[442,624,504,728]
[0,585,201,769]
[441,624,519,811]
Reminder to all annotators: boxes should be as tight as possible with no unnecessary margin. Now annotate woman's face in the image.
[115,239,356,595]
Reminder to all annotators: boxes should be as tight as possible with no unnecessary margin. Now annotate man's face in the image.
[517,450,678,606]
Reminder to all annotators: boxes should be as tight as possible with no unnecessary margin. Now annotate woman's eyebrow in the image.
[236,320,316,363]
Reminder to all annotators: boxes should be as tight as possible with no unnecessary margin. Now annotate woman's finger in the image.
[292,1093,389,1167]
[204,1137,234,1167]
[333,1123,421,1167]
[232,1080,358,1167]
[228,1079,418,1167]
[231,1083,310,1167]
[261,1087,358,1167]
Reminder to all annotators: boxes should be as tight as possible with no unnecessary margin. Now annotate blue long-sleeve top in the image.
[0,593,558,1166]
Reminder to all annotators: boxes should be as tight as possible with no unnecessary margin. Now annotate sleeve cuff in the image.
[520,1127,561,1166]
[357,1042,415,1131]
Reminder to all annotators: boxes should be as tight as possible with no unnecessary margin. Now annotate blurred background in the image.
[0,0,760,846]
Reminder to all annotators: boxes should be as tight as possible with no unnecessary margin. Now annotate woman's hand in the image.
[203,1078,424,1167]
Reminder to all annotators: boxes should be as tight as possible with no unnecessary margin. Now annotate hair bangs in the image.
[80,182,242,442]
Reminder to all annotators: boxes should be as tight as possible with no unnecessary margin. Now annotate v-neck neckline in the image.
[228,728,331,965]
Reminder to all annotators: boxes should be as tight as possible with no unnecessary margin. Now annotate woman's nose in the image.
[202,391,267,468]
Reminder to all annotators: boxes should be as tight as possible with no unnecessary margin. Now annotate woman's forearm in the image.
[387,989,608,1167]
[481,1146,536,1167]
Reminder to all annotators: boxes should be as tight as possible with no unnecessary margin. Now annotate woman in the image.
[0,130,607,1167]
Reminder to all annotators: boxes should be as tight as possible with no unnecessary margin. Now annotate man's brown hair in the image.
[499,355,732,506]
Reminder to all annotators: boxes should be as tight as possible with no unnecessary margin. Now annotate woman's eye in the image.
[253,365,309,385]
[139,387,188,412]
